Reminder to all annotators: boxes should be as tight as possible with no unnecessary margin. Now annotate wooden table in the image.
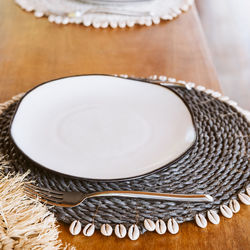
[0,0,249,249]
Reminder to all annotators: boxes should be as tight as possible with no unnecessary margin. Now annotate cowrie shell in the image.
[186,82,195,88]
[62,18,69,25]
[155,219,167,235]
[100,224,113,236]
[151,75,158,80]
[229,199,240,213]
[101,22,108,28]
[25,6,34,12]
[228,100,237,106]
[126,20,135,27]
[69,220,81,235]
[177,80,186,85]
[115,224,127,238]
[195,214,207,228]
[83,19,91,27]
[118,21,126,28]
[83,223,95,236]
[162,14,172,21]
[212,91,222,98]
[48,15,55,23]
[159,75,167,82]
[238,193,250,205]
[197,85,206,91]
[34,11,44,18]
[138,18,146,25]
[93,21,101,28]
[167,218,179,234]
[110,21,117,29]
[220,205,233,218]
[207,210,220,225]
[246,186,250,196]
[220,96,229,101]
[205,89,214,94]
[145,19,152,27]
[168,77,176,83]
[128,224,140,241]
[119,74,128,78]
[55,16,62,24]
[152,17,160,25]
[181,4,189,11]
[144,219,155,231]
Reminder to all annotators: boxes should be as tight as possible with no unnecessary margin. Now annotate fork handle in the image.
[87,191,213,202]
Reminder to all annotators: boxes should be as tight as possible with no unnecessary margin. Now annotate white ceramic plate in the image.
[10,75,196,180]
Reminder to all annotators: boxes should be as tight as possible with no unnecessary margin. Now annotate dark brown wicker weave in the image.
[0,85,249,233]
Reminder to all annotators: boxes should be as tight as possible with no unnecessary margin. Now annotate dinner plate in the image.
[10,75,196,180]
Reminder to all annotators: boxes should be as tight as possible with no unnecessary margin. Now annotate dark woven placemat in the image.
[0,85,249,231]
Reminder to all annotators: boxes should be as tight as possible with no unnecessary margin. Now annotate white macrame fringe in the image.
[0,161,62,249]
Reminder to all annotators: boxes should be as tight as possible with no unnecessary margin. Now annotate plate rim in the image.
[9,74,198,182]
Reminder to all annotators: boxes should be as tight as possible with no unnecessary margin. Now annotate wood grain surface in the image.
[0,0,249,249]
[0,0,219,103]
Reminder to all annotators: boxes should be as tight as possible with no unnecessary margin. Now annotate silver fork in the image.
[24,184,213,207]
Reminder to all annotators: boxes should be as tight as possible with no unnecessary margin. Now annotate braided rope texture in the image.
[0,86,249,231]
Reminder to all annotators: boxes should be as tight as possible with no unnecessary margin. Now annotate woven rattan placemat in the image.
[15,0,194,29]
[0,78,249,235]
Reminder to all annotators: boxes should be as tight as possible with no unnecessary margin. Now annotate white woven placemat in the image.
[15,0,194,28]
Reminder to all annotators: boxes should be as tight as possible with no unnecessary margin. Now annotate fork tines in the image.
[24,183,64,205]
